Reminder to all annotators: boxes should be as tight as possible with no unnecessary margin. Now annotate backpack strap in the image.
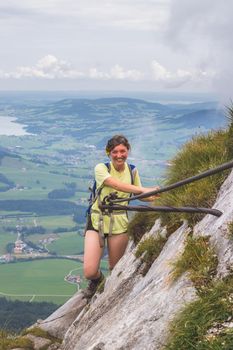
[127,163,136,186]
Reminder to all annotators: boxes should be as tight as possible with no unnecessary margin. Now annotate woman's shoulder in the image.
[94,162,110,172]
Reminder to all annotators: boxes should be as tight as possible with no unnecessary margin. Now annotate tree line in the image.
[0,199,86,219]
[0,297,58,333]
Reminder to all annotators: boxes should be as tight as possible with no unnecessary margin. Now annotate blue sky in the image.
[0,0,232,98]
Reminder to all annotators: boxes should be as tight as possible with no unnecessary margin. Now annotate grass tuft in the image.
[22,326,62,343]
[172,235,218,292]
[0,329,33,350]
[128,212,159,244]
[135,234,167,275]
[227,221,233,240]
[225,103,233,159]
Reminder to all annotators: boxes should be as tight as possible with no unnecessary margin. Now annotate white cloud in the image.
[109,65,144,81]
[151,60,215,88]
[1,55,144,81]
[5,55,84,79]
[0,55,216,89]
[89,68,110,80]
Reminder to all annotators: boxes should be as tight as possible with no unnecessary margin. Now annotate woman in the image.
[83,135,159,298]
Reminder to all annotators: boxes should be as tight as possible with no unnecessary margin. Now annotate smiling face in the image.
[110,143,129,170]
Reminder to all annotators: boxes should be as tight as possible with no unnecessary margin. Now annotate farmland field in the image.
[0,232,17,255]
[0,215,77,231]
[0,259,82,304]
[47,231,84,255]
[0,258,109,304]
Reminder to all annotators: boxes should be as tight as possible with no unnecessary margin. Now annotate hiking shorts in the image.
[85,214,97,232]
[84,215,127,237]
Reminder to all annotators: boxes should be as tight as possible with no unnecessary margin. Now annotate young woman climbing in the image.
[82,134,159,298]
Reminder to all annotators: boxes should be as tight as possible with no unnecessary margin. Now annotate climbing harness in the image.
[99,159,233,218]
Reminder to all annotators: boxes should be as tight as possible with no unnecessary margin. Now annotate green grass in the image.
[135,234,167,275]
[164,235,233,349]
[0,259,81,304]
[128,212,159,244]
[165,276,233,350]
[159,130,231,229]
[0,330,33,350]
[172,235,218,293]
[227,221,233,239]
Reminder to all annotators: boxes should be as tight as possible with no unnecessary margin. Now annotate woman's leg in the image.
[83,230,104,279]
[107,233,129,271]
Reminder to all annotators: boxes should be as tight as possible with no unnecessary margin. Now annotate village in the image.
[0,228,56,264]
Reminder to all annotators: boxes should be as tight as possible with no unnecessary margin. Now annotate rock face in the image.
[36,291,87,338]
[36,169,233,350]
[194,168,233,277]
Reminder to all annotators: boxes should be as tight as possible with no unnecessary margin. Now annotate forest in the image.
[0,297,58,333]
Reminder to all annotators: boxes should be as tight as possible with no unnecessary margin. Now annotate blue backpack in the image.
[86,162,136,217]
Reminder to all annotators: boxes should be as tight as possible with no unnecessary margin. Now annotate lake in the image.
[0,116,30,136]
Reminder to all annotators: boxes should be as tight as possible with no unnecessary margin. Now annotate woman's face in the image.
[110,143,129,168]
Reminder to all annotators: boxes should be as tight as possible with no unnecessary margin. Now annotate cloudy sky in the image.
[0,0,232,96]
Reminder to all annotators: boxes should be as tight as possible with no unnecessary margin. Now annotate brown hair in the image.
[105,135,131,155]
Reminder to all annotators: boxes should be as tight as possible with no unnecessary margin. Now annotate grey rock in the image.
[25,334,51,350]
[47,343,62,350]
[194,169,233,276]
[35,291,87,338]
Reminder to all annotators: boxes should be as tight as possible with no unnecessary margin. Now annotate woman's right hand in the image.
[140,186,160,201]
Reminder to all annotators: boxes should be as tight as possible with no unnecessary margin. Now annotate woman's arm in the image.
[104,176,159,201]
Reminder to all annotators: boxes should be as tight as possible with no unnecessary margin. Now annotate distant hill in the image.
[170,109,226,129]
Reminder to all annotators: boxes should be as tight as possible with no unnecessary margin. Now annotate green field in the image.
[0,156,88,201]
[0,259,82,304]
[0,215,76,231]
[0,232,17,254]
[0,258,109,304]
[48,232,84,255]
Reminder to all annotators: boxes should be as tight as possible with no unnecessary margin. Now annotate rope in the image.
[110,159,233,203]
[99,204,222,217]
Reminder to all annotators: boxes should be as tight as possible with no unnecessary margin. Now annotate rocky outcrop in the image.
[30,169,233,350]
[194,168,233,277]
[36,291,87,338]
